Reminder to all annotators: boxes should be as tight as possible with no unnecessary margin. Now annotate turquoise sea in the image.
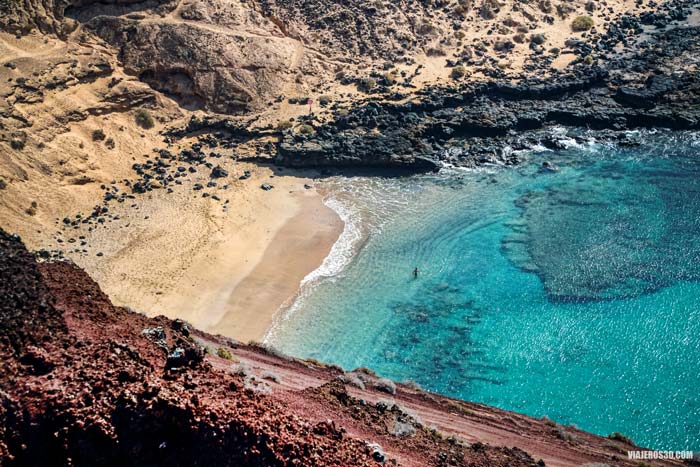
[267,131,700,450]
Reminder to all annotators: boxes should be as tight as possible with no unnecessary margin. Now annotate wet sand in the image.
[205,193,343,342]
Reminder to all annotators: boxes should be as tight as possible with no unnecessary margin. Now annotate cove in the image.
[268,132,700,450]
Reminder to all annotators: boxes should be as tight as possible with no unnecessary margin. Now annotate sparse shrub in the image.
[426,47,446,57]
[556,3,576,18]
[357,77,377,93]
[494,39,515,52]
[403,379,422,390]
[513,32,526,44]
[374,378,397,395]
[376,399,395,412]
[217,347,233,360]
[276,120,293,131]
[502,16,519,27]
[555,425,578,443]
[247,341,294,361]
[454,0,471,16]
[25,205,36,216]
[399,406,422,425]
[383,71,398,84]
[297,124,315,135]
[583,55,595,65]
[105,137,115,149]
[135,108,155,129]
[541,415,557,427]
[307,358,344,371]
[232,363,252,378]
[0,179,6,190]
[454,30,465,40]
[318,95,331,106]
[338,373,366,390]
[244,376,272,394]
[10,138,25,150]
[428,425,445,440]
[479,0,499,19]
[92,129,106,141]
[450,65,466,80]
[390,420,416,437]
[497,60,511,69]
[354,367,377,378]
[607,432,635,445]
[416,21,437,35]
[571,15,594,32]
[530,33,546,45]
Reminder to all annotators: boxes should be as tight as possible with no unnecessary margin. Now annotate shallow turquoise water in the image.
[268,133,700,450]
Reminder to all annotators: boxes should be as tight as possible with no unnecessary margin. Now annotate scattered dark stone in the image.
[210,165,228,178]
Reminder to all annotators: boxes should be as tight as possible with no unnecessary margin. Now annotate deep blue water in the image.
[267,132,700,450]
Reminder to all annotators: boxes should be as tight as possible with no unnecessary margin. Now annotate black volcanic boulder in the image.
[210,165,228,178]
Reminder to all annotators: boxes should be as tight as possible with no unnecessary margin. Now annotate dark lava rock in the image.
[210,165,228,178]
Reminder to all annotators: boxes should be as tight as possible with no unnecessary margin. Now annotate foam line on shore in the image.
[263,191,367,344]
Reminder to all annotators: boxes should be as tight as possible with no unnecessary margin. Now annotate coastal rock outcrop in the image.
[274,10,700,171]
[277,131,441,172]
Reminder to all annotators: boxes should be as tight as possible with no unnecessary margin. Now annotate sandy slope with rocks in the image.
[0,28,339,342]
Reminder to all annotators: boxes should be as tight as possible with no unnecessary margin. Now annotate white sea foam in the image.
[263,188,367,344]
[300,194,364,286]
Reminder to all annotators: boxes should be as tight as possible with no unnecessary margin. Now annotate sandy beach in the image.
[205,192,343,342]
[49,162,342,343]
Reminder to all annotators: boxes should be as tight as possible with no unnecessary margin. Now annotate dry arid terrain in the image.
[2,0,688,340]
[1,0,700,464]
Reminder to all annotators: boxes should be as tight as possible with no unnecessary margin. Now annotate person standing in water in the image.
[413,267,419,279]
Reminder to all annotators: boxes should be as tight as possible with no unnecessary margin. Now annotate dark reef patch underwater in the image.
[268,131,700,451]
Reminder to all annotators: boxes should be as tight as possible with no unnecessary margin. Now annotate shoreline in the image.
[55,164,344,344]
[204,190,344,343]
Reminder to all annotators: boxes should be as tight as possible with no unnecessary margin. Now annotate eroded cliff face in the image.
[85,16,299,113]
[2,0,306,113]
[0,0,150,35]
[3,0,641,114]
